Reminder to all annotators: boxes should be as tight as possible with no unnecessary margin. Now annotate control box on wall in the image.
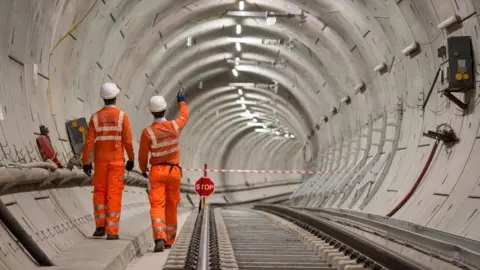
[437,36,475,92]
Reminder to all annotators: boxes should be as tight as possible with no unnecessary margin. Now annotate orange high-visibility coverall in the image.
[82,105,134,236]
[139,101,189,245]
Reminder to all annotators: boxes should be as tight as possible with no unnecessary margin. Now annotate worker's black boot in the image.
[154,240,165,252]
[92,227,105,237]
[106,235,119,240]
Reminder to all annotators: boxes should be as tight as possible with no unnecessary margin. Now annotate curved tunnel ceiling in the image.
[2,0,480,243]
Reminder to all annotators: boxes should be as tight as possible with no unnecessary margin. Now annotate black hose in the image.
[0,199,55,266]
[422,67,442,111]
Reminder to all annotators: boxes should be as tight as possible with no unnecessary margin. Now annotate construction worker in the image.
[138,92,188,252]
[82,82,135,240]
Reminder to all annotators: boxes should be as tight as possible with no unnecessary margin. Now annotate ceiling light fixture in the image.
[255,128,271,133]
[290,134,295,139]
[238,89,243,95]
[253,118,258,122]
[239,0,245,11]
[232,69,239,76]
[236,42,242,51]
[246,110,250,114]
[241,104,246,109]
[186,36,193,47]
[236,24,242,34]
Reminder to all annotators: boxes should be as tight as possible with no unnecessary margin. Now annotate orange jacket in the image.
[138,102,189,173]
[82,106,134,164]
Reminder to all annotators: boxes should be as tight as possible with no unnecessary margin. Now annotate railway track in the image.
[164,205,427,270]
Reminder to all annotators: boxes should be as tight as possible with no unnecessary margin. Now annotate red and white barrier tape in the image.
[183,168,339,175]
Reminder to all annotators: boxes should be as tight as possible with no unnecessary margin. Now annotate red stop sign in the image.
[194,177,215,197]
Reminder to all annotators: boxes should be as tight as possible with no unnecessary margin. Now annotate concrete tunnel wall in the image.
[0,0,480,268]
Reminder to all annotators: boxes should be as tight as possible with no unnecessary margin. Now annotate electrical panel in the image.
[437,36,475,92]
[65,118,91,159]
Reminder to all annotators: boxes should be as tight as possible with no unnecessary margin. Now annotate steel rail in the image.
[196,205,210,270]
[253,204,425,270]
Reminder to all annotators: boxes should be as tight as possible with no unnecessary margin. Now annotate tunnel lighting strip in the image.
[183,168,343,174]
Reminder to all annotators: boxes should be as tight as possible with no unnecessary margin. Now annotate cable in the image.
[386,140,439,217]
[46,0,100,153]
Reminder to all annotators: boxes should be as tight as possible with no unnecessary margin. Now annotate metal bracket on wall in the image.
[442,90,468,110]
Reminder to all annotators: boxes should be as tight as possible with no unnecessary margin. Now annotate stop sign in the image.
[194,177,215,197]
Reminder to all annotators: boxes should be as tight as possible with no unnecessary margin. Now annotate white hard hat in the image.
[100,82,120,99]
[149,96,167,112]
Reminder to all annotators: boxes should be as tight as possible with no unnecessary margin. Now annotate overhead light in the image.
[262,124,267,128]
[236,24,242,34]
[266,17,277,25]
[238,88,243,95]
[236,42,242,51]
[232,69,239,76]
[330,107,338,115]
[354,82,366,94]
[240,96,244,101]
[255,128,271,133]
[186,36,193,47]
[275,131,280,136]
[401,41,419,56]
[437,15,460,29]
[341,96,351,104]
[246,110,250,114]
[253,118,258,122]
[235,57,240,65]
[373,62,386,72]
[241,104,246,109]
[239,0,245,11]
[284,133,289,138]
[247,122,264,127]
[290,134,295,139]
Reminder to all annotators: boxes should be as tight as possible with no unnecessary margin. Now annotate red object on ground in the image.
[194,177,215,197]
[36,136,64,168]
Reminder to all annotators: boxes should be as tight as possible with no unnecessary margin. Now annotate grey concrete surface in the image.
[1,0,480,269]
[125,211,192,270]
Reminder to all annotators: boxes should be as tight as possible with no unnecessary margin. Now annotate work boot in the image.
[106,235,119,240]
[92,227,105,237]
[154,240,165,252]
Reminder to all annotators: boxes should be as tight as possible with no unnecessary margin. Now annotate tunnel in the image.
[1,0,480,269]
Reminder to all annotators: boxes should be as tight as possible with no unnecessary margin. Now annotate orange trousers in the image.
[92,161,125,236]
[148,165,181,245]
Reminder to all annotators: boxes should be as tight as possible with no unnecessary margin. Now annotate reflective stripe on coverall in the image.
[139,101,189,244]
[82,106,134,236]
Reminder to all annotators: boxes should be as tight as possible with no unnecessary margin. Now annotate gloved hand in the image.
[125,160,134,171]
[177,91,185,102]
[83,163,93,177]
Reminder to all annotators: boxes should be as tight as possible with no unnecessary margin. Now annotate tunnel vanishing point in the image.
[1,0,480,269]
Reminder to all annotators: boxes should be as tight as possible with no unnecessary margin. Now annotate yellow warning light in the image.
[78,127,85,133]
[455,73,463,80]
[72,121,78,127]
[463,73,469,80]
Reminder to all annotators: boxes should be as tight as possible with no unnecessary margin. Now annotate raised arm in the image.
[175,101,189,132]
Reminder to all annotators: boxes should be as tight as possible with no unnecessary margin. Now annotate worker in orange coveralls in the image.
[82,82,135,240]
[138,92,189,252]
